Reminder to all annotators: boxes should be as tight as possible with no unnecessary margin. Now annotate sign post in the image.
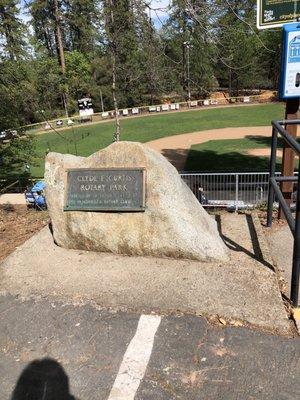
[279,99,299,218]
[258,2,300,306]
[279,22,300,218]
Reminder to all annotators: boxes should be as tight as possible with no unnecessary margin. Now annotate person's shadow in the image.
[11,358,77,400]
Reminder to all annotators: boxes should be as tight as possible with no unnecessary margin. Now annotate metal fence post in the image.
[235,174,239,212]
[267,125,278,227]
[291,163,300,306]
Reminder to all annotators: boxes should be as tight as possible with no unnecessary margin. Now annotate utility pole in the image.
[100,89,104,113]
[53,0,69,118]
[107,0,120,142]
[183,41,191,105]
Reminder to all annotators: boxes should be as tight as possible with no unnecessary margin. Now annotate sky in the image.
[150,0,170,27]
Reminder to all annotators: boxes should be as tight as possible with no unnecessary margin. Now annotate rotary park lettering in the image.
[64,168,145,211]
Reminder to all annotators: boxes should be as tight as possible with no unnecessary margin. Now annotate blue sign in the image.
[288,35,300,63]
[280,23,300,99]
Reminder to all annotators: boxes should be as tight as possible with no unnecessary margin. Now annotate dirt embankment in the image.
[0,205,49,263]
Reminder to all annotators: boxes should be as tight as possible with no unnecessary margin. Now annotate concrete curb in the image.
[251,211,299,335]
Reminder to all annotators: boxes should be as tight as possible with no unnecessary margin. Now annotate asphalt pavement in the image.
[0,295,299,400]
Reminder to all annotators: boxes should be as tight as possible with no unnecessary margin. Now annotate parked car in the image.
[56,120,63,127]
[6,130,19,139]
[0,131,7,140]
[0,130,20,141]
[10,130,18,138]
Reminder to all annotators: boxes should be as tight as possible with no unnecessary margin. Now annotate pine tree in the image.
[103,0,145,140]
[0,0,27,60]
[186,1,218,97]
[29,0,56,56]
[28,0,69,68]
[133,1,166,104]
[163,0,190,98]
[215,0,264,95]
[163,0,217,99]
[104,0,143,107]
[28,0,70,116]
[67,0,100,55]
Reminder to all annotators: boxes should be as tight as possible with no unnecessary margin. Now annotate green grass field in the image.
[31,103,284,176]
[184,136,290,172]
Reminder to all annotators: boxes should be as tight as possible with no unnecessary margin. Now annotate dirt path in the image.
[146,126,272,170]
[0,194,26,205]
[246,148,283,157]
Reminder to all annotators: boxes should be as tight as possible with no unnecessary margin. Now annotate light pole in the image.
[100,89,104,113]
[183,41,191,105]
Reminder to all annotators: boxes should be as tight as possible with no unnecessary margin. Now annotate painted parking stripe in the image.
[107,314,161,400]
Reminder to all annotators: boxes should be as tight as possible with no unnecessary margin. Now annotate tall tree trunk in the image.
[53,0,68,117]
[108,0,120,142]
[53,0,66,73]
[182,8,188,99]
[112,49,120,142]
[228,68,232,97]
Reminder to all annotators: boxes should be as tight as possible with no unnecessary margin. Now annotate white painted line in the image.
[107,314,161,400]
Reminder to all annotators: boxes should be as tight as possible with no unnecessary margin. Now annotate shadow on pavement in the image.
[11,358,77,400]
[215,214,275,272]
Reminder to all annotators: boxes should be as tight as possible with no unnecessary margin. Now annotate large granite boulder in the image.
[45,141,229,262]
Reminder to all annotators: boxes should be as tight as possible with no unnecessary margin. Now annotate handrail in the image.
[272,120,300,154]
[267,119,300,306]
[0,180,19,195]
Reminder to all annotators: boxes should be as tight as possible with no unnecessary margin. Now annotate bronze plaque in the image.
[64,168,146,211]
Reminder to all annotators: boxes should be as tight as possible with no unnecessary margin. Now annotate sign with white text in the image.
[257,1,300,29]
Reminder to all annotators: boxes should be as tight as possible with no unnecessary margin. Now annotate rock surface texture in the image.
[45,141,229,262]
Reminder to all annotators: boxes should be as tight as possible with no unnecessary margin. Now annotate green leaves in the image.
[0,135,37,176]
[0,0,27,60]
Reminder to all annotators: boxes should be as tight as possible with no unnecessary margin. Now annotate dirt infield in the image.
[146,126,272,170]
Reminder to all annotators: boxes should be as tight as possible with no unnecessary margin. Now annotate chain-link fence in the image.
[180,171,293,210]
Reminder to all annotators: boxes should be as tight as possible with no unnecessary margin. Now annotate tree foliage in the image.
[0,0,27,60]
[0,135,37,176]
[0,0,282,132]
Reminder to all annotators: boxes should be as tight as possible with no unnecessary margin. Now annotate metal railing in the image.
[0,177,43,194]
[0,180,20,195]
[267,119,300,306]
[180,172,282,210]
